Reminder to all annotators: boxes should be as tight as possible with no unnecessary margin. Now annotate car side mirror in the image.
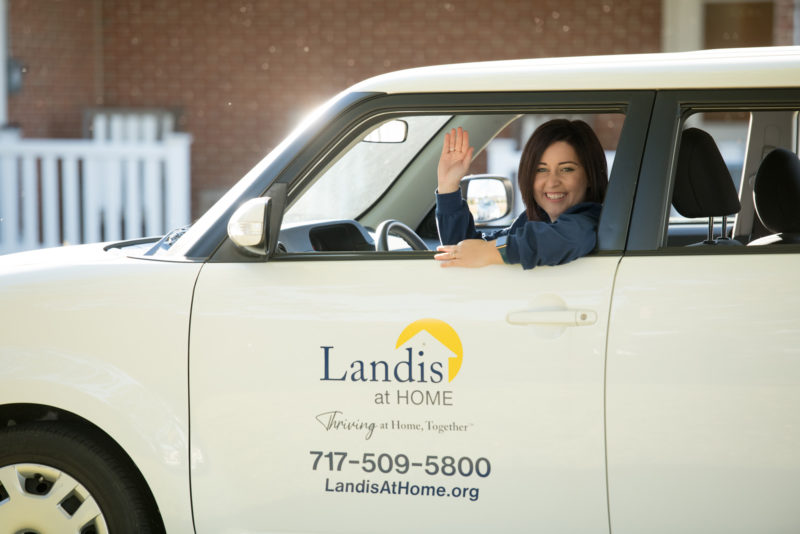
[460,174,514,224]
[227,197,272,256]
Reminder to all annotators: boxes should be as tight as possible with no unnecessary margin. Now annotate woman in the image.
[434,119,608,269]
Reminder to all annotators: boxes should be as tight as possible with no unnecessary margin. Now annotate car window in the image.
[665,106,800,248]
[668,112,748,222]
[275,110,626,255]
[469,113,624,229]
[283,115,451,224]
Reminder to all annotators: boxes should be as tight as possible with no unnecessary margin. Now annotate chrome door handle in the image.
[506,309,597,326]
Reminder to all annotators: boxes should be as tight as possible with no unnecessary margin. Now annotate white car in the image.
[2,47,800,533]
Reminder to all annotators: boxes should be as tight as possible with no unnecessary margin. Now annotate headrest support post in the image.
[706,217,715,244]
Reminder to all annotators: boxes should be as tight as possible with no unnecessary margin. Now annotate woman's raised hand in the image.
[437,127,474,194]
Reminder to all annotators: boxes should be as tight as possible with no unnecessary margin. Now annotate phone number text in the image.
[310,451,491,477]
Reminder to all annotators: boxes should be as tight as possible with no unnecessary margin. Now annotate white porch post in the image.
[661,0,703,52]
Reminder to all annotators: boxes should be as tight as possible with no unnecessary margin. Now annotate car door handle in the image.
[506,309,597,326]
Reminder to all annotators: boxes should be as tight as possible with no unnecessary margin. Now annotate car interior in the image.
[277,111,625,254]
[668,109,800,248]
[255,104,800,257]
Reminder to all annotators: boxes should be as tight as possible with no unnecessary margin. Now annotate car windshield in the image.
[283,115,451,224]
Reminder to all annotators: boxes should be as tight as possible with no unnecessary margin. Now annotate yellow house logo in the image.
[320,318,463,383]
[394,318,463,382]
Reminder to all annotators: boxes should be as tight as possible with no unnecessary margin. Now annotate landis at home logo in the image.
[320,318,463,383]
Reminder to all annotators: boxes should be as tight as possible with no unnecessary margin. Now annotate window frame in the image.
[208,90,655,263]
[626,88,800,254]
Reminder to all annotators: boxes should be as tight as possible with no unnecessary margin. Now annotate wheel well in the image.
[0,402,166,531]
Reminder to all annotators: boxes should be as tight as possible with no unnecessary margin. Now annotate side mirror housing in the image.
[227,197,272,256]
[460,174,514,224]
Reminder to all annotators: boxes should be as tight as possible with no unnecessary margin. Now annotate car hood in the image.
[0,243,124,272]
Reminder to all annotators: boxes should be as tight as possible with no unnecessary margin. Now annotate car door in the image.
[187,93,652,533]
[606,90,800,533]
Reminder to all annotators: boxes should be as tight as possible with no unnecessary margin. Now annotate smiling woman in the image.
[532,141,589,221]
[434,119,609,269]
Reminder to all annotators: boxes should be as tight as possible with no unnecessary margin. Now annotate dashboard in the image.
[278,220,376,252]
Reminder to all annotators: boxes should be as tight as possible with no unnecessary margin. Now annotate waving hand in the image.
[437,127,474,194]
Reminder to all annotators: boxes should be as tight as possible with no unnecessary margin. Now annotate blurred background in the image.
[0,0,798,253]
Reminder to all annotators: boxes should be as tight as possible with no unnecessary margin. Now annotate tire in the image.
[0,422,164,534]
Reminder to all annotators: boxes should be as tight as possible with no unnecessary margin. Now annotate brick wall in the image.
[8,0,99,138]
[12,0,665,215]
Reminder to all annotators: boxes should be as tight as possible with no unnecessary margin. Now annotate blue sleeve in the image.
[435,190,483,244]
[436,192,601,270]
[503,203,601,270]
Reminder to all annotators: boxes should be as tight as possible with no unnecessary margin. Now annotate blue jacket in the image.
[435,190,601,270]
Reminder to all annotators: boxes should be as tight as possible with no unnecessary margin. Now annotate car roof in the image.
[350,47,800,93]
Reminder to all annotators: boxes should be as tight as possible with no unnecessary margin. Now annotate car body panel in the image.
[189,256,619,532]
[607,253,800,533]
[0,244,201,533]
[351,47,800,94]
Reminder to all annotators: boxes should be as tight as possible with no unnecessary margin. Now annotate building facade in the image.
[5,0,797,216]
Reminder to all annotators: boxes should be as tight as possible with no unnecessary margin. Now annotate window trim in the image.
[626,88,800,253]
[209,90,656,263]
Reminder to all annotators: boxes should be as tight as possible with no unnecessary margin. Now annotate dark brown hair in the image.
[517,119,609,221]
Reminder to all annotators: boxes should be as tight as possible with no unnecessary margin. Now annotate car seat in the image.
[672,127,742,246]
[748,147,800,245]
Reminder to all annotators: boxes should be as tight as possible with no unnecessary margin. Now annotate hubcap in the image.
[0,463,108,534]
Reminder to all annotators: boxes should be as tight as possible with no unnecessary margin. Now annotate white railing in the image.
[0,114,191,255]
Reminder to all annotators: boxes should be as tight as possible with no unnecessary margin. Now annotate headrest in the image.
[753,148,800,234]
[673,128,741,218]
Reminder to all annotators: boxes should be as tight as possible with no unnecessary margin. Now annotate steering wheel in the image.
[374,220,430,251]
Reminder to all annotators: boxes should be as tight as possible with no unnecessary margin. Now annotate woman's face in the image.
[533,141,589,221]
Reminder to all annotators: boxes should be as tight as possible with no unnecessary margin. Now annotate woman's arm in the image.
[497,203,601,269]
[435,203,601,269]
[435,127,481,245]
[435,190,482,244]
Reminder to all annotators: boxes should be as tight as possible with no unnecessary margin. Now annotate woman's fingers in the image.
[440,127,471,158]
[434,244,457,263]
[434,240,504,268]
[442,127,468,154]
[454,127,468,153]
[435,244,469,268]
[441,130,452,156]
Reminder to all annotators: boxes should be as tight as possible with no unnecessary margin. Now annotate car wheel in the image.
[0,422,164,534]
